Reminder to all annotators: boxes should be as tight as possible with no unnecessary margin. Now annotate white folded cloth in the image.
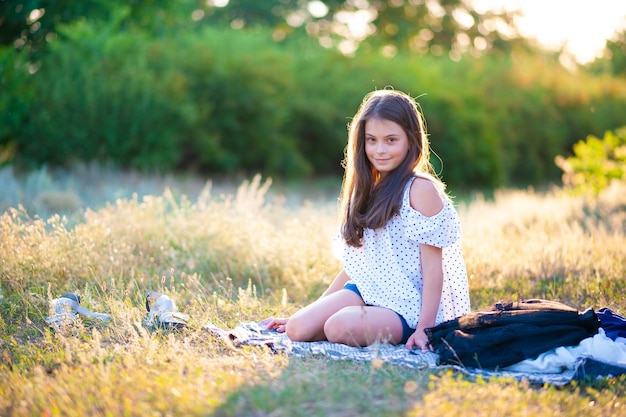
[505,328,626,373]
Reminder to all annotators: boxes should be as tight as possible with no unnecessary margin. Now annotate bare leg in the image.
[285,290,365,342]
[324,306,405,346]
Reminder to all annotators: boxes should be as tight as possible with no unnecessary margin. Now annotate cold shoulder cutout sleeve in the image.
[401,179,462,248]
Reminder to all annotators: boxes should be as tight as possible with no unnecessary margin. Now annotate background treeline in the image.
[2,2,626,189]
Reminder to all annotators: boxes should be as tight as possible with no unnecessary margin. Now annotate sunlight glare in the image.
[471,0,626,63]
[336,9,377,40]
[308,1,329,18]
[191,9,205,21]
[286,11,306,27]
[452,9,475,30]
[207,0,229,8]
[426,0,445,19]
[27,8,45,24]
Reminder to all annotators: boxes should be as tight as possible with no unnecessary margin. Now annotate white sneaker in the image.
[45,293,111,329]
[144,291,188,330]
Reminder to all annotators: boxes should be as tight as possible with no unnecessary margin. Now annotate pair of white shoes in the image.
[46,291,189,330]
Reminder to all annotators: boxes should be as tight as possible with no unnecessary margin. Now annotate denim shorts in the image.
[343,282,414,344]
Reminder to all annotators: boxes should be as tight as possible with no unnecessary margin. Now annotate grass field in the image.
[1,168,625,416]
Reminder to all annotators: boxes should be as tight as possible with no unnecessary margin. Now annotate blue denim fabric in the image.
[343,282,414,344]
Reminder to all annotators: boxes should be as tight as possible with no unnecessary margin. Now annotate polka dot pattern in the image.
[338,176,471,329]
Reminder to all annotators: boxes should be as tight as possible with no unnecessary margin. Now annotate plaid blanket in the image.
[203,321,625,386]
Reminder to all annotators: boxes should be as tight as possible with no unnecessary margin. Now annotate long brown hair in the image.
[339,89,441,247]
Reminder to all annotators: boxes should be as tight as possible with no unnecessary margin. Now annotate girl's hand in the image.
[404,328,432,351]
[263,317,289,333]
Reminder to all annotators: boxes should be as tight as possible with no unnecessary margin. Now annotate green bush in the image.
[555,126,626,195]
[4,23,626,188]
[160,31,313,176]
[461,54,626,186]
[13,21,187,171]
[0,46,33,166]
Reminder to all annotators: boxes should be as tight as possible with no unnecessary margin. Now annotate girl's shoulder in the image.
[407,175,445,217]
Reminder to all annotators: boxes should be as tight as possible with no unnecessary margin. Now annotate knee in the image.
[284,315,313,342]
[323,311,355,344]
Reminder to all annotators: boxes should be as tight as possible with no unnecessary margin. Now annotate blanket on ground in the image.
[204,320,626,387]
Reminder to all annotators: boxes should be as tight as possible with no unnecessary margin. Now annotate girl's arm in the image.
[405,176,445,350]
[320,270,351,297]
[405,243,443,350]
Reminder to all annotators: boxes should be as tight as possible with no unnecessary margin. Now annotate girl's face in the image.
[364,117,410,177]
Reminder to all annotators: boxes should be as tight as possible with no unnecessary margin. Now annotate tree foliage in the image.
[2,1,626,187]
[3,21,626,187]
[202,0,527,58]
[2,0,528,60]
[556,127,626,195]
[591,28,626,78]
[0,0,202,57]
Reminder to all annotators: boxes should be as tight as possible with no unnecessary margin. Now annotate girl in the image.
[266,89,470,350]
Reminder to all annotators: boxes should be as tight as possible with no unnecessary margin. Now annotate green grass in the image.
[1,168,625,416]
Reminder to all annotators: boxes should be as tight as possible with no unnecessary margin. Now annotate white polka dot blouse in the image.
[336,175,471,329]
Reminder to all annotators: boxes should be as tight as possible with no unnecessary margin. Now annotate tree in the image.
[2,0,529,60]
[598,28,626,77]
[202,0,527,59]
[0,0,203,58]
[1,1,109,57]
[359,0,526,59]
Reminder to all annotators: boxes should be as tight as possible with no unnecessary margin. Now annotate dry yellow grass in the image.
[1,175,625,416]
[460,182,626,310]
